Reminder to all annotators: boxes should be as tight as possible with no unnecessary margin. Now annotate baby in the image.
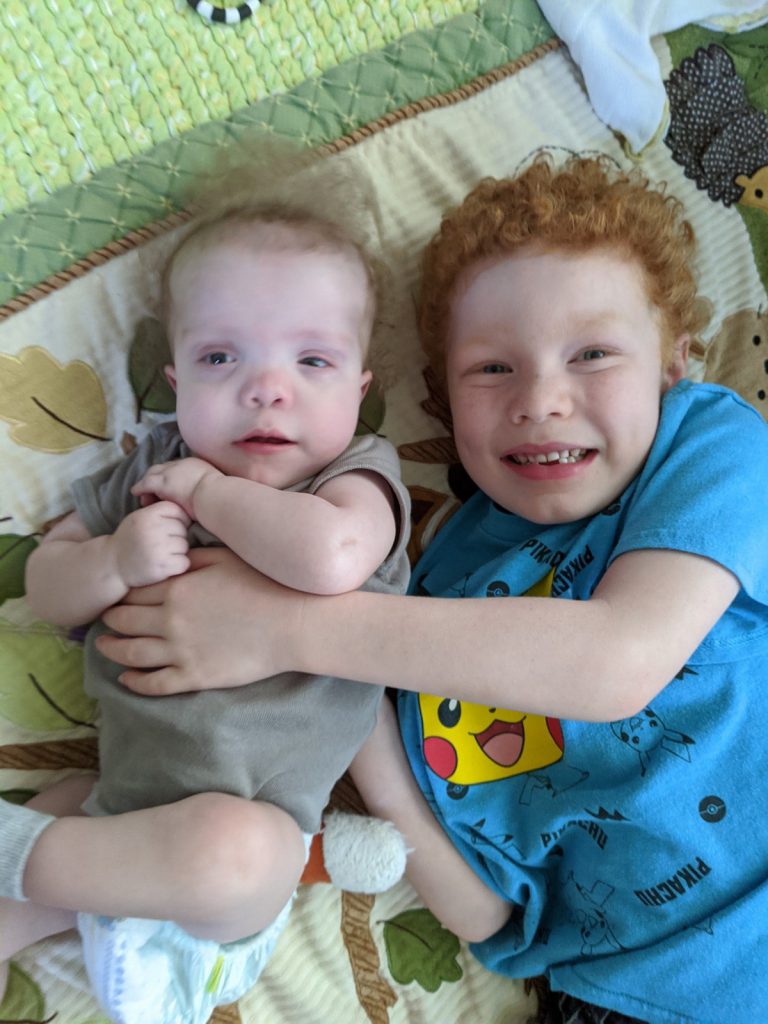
[15,164,411,1023]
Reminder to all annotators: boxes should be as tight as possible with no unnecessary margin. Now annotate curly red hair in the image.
[418,156,706,387]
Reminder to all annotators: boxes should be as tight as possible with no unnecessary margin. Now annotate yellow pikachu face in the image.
[417,694,564,787]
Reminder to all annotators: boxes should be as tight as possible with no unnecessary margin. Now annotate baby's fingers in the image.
[131,469,160,497]
[152,500,192,530]
[165,552,191,577]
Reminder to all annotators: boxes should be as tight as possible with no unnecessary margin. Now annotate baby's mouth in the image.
[506,448,589,466]
[238,433,293,446]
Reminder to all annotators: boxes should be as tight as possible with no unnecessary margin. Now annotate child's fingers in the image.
[101,603,162,636]
[117,666,197,697]
[95,632,169,668]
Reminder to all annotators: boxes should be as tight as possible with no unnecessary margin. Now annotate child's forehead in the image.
[450,245,659,338]
[457,244,650,304]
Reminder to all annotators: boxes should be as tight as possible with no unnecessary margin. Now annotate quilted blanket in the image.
[1,2,767,1022]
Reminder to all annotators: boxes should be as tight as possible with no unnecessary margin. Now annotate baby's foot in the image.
[321,812,408,894]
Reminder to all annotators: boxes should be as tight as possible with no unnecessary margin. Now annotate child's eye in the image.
[203,352,233,366]
[577,349,608,362]
[300,356,331,368]
[481,363,510,374]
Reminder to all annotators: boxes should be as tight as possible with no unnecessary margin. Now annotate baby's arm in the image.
[133,457,397,595]
[350,697,511,943]
[25,502,190,626]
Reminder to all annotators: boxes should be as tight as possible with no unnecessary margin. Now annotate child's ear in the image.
[663,334,689,390]
[360,369,373,401]
[164,365,178,392]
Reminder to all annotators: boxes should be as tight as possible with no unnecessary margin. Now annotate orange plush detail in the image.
[300,831,331,885]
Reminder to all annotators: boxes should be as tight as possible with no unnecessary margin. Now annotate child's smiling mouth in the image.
[506,448,588,466]
[501,447,596,478]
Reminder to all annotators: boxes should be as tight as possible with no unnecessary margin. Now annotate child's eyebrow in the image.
[570,312,627,334]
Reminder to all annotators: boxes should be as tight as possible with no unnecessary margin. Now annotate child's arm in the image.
[25,502,190,627]
[350,697,511,943]
[100,544,738,722]
[132,456,397,595]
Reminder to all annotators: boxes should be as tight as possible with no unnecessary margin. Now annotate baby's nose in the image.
[241,367,290,406]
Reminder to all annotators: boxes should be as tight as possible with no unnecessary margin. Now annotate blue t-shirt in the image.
[398,381,768,1024]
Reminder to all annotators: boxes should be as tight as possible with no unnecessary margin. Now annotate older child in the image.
[98,156,768,1024]
[4,170,410,1023]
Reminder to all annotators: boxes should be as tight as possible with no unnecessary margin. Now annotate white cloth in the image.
[0,799,55,901]
[78,897,295,1024]
[537,0,768,152]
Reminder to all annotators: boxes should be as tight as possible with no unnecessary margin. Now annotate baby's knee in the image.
[172,793,304,915]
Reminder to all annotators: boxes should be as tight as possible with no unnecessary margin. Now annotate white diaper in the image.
[78,895,294,1024]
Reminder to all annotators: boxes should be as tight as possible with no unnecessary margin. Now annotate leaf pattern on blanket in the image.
[341,890,397,1023]
[0,788,37,804]
[129,316,176,420]
[0,622,94,732]
[356,385,385,437]
[0,346,111,451]
[0,962,46,1022]
[208,1004,243,1023]
[0,533,38,606]
[383,908,463,992]
[407,485,458,566]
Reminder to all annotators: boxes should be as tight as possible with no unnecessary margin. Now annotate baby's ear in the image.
[164,365,178,392]
[360,369,373,400]
[663,334,689,390]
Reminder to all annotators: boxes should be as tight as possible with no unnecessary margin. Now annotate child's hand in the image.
[131,458,222,519]
[112,501,191,588]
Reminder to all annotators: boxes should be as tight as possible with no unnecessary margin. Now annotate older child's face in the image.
[445,246,687,524]
[165,238,372,488]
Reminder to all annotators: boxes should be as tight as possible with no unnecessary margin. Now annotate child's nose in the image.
[240,367,291,407]
[508,372,572,423]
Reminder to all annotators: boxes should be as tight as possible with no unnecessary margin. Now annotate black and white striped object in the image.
[186,1,260,24]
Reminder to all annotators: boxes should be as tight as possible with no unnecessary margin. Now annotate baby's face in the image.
[445,246,687,524]
[165,238,372,488]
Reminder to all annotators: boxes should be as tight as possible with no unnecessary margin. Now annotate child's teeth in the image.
[513,448,586,465]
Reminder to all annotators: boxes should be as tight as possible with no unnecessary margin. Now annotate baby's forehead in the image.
[174,218,363,271]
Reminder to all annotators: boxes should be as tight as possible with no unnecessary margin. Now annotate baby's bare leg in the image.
[350,696,511,944]
[0,774,96,995]
[23,793,306,944]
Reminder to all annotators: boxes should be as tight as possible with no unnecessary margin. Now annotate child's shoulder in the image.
[662,379,767,437]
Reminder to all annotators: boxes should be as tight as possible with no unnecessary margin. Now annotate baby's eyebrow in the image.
[294,336,353,359]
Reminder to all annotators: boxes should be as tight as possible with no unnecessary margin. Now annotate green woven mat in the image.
[0,0,480,213]
[0,0,554,308]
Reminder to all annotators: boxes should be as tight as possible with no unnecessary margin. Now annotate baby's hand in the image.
[112,501,191,588]
[132,457,222,519]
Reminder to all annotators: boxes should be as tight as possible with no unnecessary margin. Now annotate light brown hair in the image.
[159,139,383,361]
